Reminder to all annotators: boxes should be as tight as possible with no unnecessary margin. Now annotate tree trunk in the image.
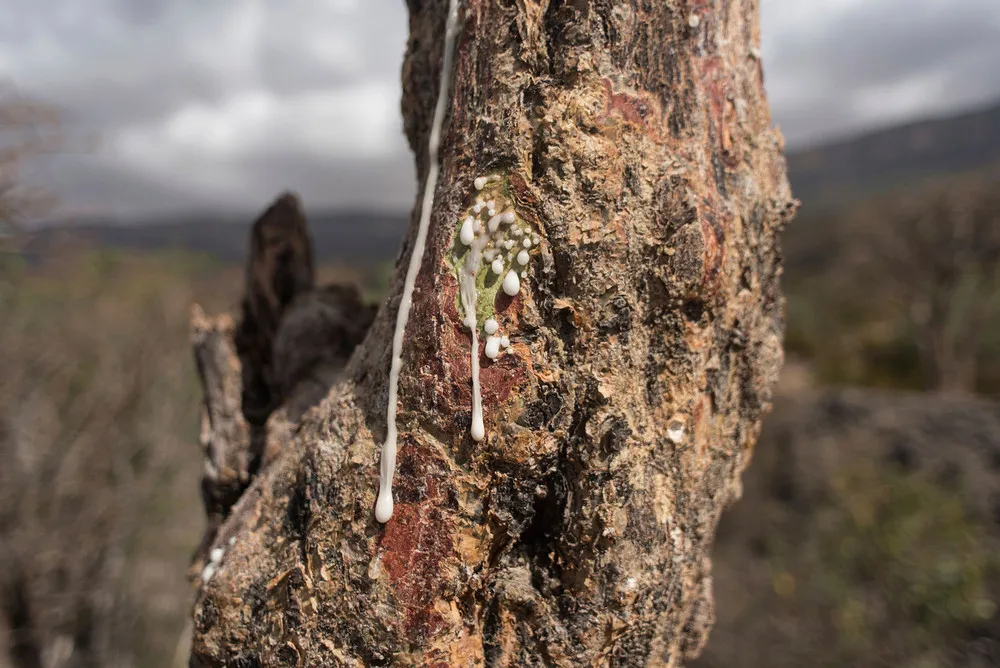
[188,1,794,665]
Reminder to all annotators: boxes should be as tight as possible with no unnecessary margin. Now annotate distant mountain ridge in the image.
[27,210,409,265]
[787,99,1000,212]
[23,100,1000,264]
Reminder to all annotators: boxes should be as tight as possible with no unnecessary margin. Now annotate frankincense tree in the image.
[188,1,795,665]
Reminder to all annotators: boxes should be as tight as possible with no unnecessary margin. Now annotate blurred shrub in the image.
[771,464,999,667]
[783,166,1000,395]
[0,248,230,667]
[0,246,376,667]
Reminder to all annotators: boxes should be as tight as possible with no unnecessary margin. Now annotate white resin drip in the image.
[484,335,501,359]
[459,232,489,443]
[376,0,462,524]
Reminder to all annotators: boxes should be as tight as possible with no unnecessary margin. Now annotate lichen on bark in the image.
[188,1,795,666]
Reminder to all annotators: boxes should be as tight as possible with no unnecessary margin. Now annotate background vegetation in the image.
[2,95,1000,665]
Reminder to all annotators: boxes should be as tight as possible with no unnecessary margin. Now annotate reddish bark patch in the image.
[507,173,544,218]
[433,262,529,436]
[695,53,740,179]
[699,210,726,294]
[439,278,473,412]
[478,348,524,407]
[378,437,456,641]
[684,0,741,173]
[692,393,713,459]
[493,289,518,315]
[448,3,480,136]
[600,78,661,137]
[400,244,455,414]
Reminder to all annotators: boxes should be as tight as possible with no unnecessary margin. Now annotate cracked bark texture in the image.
[188,1,795,665]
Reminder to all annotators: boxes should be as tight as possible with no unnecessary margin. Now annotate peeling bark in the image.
[188,1,795,665]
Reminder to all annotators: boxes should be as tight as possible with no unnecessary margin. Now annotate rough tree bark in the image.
[188,1,794,666]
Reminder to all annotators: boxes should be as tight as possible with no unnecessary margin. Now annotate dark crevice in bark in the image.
[3,575,43,668]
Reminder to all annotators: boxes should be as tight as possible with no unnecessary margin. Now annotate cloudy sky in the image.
[2,0,999,219]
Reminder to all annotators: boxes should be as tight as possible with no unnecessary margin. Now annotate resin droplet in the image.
[502,269,520,296]
[375,488,393,523]
[460,216,475,245]
[474,176,487,190]
[501,210,516,224]
[500,336,510,348]
[522,237,532,248]
[484,318,499,335]
[667,419,686,444]
[491,258,504,274]
[470,414,485,441]
[485,336,501,359]
[517,249,529,265]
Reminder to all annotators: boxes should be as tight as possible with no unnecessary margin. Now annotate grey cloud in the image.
[7,0,404,127]
[36,66,221,133]
[110,0,172,27]
[770,0,999,89]
[762,0,1000,145]
[3,0,1000,216]
[237,149,416,213]
[3,0,411,216]
[36,145,415,220]
[257,50,359,97]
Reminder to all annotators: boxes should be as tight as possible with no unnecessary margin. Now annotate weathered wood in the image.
[189,1,795,665]
[189,198,375,567]
[190,306,252,561]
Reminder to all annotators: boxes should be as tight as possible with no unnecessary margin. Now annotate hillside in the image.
[696,380,1000,668]
[788,100,1000,213]
[25,209,409,266]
